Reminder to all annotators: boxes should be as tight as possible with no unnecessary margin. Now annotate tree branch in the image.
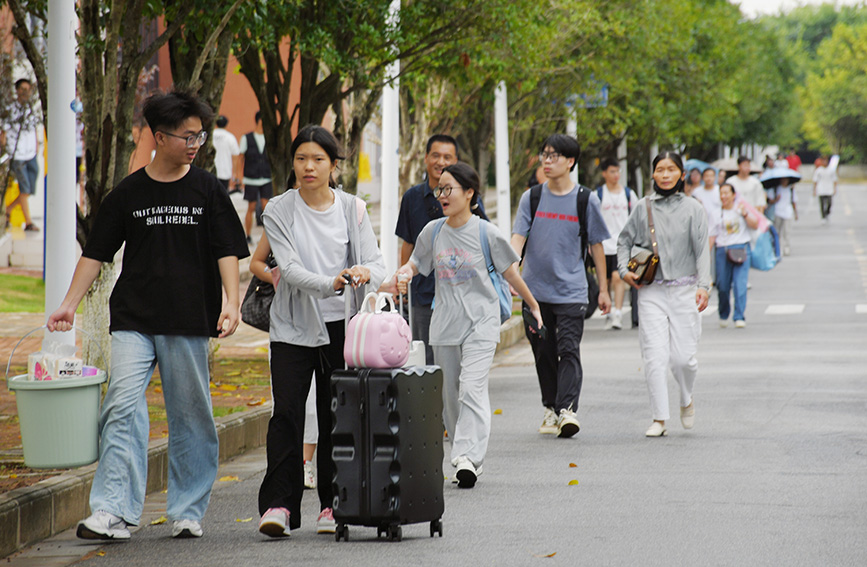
[189,0,246,87]
[6,0,48,128]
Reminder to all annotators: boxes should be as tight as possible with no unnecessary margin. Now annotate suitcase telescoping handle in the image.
[397,273,411,326]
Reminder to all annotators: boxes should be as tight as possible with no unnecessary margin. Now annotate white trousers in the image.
[637,284,701,421]
[433,340,497,468]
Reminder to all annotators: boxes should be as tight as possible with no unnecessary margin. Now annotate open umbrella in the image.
[684,158,716,174]
[759,167,801,189]
[711,157,762,175]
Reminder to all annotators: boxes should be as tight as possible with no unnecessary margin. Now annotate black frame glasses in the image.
[434,185,463,198]
[538,151,562,162]
[160,130,208,148]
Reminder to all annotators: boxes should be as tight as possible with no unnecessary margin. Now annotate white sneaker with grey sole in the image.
[172,519,203,538]
[76,510,131,540]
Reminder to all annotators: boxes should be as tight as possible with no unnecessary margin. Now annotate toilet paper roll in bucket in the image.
[5,327,108,469]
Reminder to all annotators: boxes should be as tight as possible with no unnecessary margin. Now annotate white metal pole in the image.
[378,0,400,273]
[494,81,511,234]
[567,115,578,185]
[44,0,78,346]
[618,135,628,188]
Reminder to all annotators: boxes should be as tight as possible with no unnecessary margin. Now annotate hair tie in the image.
[471,203,479,210]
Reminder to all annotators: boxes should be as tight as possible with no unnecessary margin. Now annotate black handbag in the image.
[241,254,277,332]
[726,248,747,265]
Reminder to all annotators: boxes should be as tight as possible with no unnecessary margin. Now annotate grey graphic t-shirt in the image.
[412,215,519,345]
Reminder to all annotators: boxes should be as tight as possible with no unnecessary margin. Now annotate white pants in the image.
[638,284,701,421]
[433,340,497,468]
[303,373,318,445]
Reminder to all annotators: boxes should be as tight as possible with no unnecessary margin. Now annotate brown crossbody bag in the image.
[627,200,660,285]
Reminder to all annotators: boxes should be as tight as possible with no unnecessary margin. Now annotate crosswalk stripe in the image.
[764,304,805,315]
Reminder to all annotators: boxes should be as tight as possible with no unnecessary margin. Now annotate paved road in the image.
[9,183,867,566]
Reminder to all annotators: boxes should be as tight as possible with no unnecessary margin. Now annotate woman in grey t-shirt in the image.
[394,162,543,489]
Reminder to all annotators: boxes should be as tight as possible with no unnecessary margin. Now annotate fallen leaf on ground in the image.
[219,475,240,482]
[255,347,269,353]
[225,370,241,377]
[150,516,168,525]
[568,479,579,486]
[236,517,253,523]
[493,409,503,415]
[247,398,267,406]
[154,386,162,393]
[97,551,106,557]
[219,384,238,391]
[532,552,557,558]
[569,463,577,468]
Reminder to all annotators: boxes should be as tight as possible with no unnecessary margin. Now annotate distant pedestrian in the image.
[693,167,721,221]
[596,157,637,330]
[239,111,272,245]
[212,115,240,195]
[773,178,797,255]
[712,183,759,329]
[47,90,249,541]
[786,151,802,172]
[727,156,766,213]
[2,78,41,231]
[617,152,711,438]
[685,167,702,195]
[395,134,487,364]
[511,134,611,439]
[395,162,543,488]
[813,156,837,224]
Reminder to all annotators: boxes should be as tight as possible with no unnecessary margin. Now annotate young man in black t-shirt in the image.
[48,90,249,541]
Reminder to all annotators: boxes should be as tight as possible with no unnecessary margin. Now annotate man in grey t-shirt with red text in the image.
[510,134,610,438]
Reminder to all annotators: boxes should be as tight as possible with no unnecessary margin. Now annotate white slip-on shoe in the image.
[454,456,478,488]
[681,401,695,429]
[645,422,668,437]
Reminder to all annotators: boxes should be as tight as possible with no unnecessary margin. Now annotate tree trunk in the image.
[80,263,118,370]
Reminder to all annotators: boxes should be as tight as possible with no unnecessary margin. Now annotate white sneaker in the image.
[603,314,614,330]
[76,510,131,540]
[645,422,667,437]
[611,309,623,330]
[719,320,729,328]
[557,408,581,438]
[681,401,695,430]
[303,460,316,489]
[172,519,203,538]
[538,408,559,434]
[316,507,336,534]
[454,456,480,488]
[259,507,290,538]
[734,320,746,328]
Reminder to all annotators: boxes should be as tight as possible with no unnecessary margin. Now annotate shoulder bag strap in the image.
[645,199,658,257]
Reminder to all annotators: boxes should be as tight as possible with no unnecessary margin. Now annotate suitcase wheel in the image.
[335,523,348,542]
[385,523,402,542]
[430,519,443,538]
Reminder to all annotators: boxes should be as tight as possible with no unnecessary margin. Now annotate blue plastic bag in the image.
[750,225,781,271]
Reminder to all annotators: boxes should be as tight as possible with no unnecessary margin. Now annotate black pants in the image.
[819,195,833,219]
[258,321,344,528]
[525,301,586,413]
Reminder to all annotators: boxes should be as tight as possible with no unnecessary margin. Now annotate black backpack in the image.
[521,184,598,318]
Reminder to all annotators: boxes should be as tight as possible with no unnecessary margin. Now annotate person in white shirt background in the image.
[772,178,798,255]
[212,115,241,195]
[812,156,837,224]
[597,157,638,330]
[727,156,766,214]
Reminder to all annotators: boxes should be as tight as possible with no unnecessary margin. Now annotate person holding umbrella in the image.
[759,167,801,256]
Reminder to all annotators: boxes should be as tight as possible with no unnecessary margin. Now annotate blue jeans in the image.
[11,156,39,195]
[715,244,750,322]
[90,332,218,525]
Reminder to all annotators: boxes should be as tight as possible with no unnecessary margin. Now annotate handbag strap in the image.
[646,199,658,257]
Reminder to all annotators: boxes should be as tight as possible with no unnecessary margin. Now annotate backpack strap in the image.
[624,186,632,213]
[479,220,495,276]
[576,185,591,263]
[519,184,544,263]
[430,217,447,251]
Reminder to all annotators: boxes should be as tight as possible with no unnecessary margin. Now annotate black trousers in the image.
[819,195,833,219]
[258,321,344,528]
[524,301,586,413]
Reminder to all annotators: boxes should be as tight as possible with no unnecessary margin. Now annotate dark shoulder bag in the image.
[627,200,660,285]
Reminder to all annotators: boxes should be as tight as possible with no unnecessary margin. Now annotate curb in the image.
[0,316,524,559]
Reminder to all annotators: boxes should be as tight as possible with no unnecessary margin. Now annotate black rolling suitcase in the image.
[330,366,445,542]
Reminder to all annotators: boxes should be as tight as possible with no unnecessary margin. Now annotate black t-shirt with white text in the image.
[83,166,249,336]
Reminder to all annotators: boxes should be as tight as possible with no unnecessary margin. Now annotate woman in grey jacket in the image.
[617,152,711,438]
[257,125,385,537]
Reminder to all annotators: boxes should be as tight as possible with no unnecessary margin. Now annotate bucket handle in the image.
[5,325,110,385]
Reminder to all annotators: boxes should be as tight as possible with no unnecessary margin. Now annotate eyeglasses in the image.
[434,185,462,198]
[160,130,208,148]
[538,151,562,162]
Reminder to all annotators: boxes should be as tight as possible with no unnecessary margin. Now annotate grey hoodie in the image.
[263,189,386,347]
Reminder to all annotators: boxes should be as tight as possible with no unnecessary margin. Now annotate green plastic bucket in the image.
[7,371,107,469]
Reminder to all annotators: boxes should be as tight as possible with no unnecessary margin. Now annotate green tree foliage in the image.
[801,22,867,160]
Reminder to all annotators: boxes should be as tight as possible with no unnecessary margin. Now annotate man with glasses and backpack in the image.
[511,134,610,438]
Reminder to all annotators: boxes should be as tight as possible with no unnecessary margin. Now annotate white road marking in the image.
[856,305,867,315]
[764,304,805,315]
